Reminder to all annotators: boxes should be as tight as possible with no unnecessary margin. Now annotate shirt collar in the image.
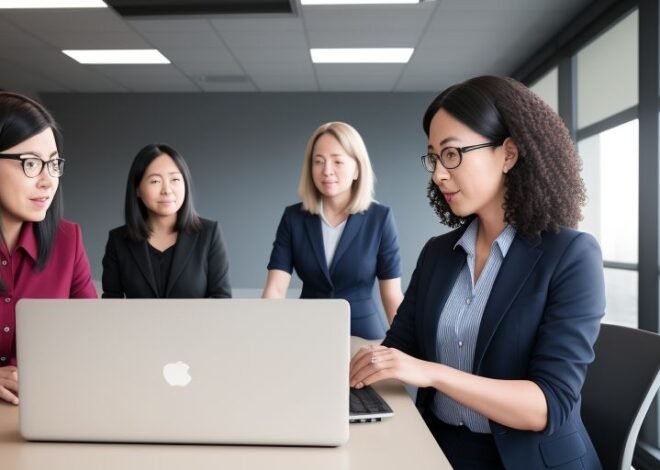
[318,200,348,229]
[17,222,39,261]
[318,200,330,226]
[454,218,517,258]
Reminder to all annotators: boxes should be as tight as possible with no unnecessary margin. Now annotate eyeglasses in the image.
[0,153,65,178]
[420,142,501,172]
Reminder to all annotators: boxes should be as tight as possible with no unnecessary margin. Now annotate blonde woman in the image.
[262,122,403,339]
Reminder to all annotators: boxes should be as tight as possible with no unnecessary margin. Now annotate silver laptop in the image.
[16,298,350,446]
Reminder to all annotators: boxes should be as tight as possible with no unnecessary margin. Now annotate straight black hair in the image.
[0,92,63,289]
[124,143,201,241]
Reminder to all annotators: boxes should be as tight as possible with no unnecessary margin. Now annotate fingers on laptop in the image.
[0,366,19,403]
[350,345,386,373]
[0,387,19,405]
[350,347,394,388]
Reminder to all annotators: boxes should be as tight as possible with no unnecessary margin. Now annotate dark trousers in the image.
[423,411,505,470]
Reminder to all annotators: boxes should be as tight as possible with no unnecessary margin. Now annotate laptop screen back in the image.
[16,298,350,446]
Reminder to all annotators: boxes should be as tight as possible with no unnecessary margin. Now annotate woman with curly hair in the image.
[350,76,605,469]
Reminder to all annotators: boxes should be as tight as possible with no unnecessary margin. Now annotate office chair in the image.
[581,323,660,470]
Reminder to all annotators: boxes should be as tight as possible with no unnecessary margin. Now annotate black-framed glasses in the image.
[0,153,65,178]
[421,142,501,172]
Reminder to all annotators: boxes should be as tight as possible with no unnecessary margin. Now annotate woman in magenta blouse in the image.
[0,92,97,406]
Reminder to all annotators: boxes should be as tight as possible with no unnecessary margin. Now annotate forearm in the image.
[261,270,291,299]
[379,279,404,324]
[382,296,400,323]
[430,363,548,431]
[262,285,286,298]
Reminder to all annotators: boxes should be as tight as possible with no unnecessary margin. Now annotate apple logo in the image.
[163,361,192,387]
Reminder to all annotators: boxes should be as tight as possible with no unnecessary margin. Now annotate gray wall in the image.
[41,92,448,290]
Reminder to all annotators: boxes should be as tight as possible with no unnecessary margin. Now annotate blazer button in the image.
[3,297,10,303]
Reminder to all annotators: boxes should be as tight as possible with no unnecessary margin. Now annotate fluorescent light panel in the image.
[62,49,170,64]
[302,0,419,4]
[310,48,413,63]
[0,0,106,8]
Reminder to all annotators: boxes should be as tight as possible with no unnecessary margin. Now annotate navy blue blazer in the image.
[383,224,605,470]
[268,202,401,339]
[102,218,232,299]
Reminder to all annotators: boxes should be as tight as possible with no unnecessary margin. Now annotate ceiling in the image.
[0,0,593,94]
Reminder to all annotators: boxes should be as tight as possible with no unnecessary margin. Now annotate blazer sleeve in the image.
[101,232,125,298]
[381,238,434,358]
[376,207,402,280]
[206,221,232,298]
[266,208,294,274]
[70,224,98,299]
[528,233,605,435]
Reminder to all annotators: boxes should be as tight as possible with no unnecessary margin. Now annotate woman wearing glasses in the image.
[0,92,97,406]
[262,122,403,339]
[102,144,231,299]
[350,76,605,469]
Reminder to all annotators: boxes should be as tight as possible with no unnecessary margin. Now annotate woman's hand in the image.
[349,345,437,389]
[0,365,18,405]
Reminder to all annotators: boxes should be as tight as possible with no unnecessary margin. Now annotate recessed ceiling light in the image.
[310,48,414,64]
[0,0,106,8]
[302,0,419,4]
[62,49,170,64]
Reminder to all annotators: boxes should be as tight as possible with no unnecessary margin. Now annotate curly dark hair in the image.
[423,75,586,240]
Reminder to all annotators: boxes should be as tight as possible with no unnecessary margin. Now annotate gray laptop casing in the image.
[16,299,350,446]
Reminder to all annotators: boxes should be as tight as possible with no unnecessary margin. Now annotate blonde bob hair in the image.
[298,121,375,214]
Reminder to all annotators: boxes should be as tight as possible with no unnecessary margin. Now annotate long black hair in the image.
[0,92,63,284]
[124,143,201,241]
[423,75,585,239]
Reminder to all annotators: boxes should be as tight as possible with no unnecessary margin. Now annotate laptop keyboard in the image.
[349,386,393,422]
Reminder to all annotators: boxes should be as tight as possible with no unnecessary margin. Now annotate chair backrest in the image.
[581,323,660,470]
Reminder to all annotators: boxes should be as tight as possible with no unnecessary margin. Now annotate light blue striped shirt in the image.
[432,218,517,433]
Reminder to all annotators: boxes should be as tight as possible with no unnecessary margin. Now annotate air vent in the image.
[105,0,293,16]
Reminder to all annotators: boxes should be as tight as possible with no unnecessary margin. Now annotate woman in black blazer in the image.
[102,144,231,298]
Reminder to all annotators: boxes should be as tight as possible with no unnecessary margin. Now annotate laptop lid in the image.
[16,298,350,446]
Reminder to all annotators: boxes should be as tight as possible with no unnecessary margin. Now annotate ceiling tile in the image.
[0,59,69,93]
[1,9,131,33]
[89,64,199,92]
[316,64,403,91]
[37,31,150,49]
[139,30,223,48]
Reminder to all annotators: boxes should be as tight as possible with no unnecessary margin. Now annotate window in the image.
[578,120,639,265]
[529,67,558,113]
[577,10,638,129]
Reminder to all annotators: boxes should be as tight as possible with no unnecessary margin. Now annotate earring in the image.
[503,167,508,174]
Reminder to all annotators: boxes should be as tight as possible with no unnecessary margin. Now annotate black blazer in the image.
[102,218,231,298]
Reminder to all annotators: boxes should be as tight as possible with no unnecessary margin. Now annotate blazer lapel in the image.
[423,228,467,362]
[473,236,542,373]
[165,230,199,297]
[304,214,332,285]
[127,240,158,297]
[329,211,365,274]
